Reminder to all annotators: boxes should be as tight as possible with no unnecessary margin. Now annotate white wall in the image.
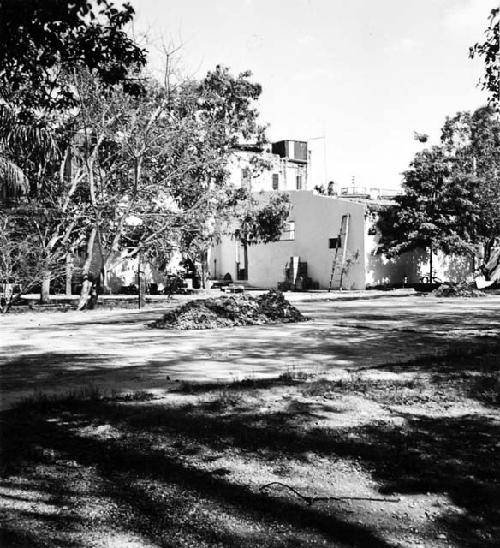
[365,240,427,287]
[212,236,239,281]
[365,232,474,286]
[247,240,296,286]
[281,161,308,191]
[212,191,366,289]
[287,192,365,289]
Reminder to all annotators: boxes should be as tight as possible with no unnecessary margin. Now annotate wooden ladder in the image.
[328,214,350,291]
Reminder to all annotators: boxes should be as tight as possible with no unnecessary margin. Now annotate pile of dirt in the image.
[432,282,485,298]
[151,290,306,330]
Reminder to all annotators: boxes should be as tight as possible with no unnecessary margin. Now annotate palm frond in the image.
[0,154,28,199]
[0,104,60,162]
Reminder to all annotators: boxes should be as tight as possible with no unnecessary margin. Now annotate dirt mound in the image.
[151,290,306,330]
[432,283,485,298]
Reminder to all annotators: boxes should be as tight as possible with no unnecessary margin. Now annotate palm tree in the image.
[0,103,65,304]
[0,151,28,204]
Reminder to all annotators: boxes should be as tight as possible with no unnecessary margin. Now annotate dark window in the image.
[296,175,302,190]
[241,167,251,188]
[236,266,247,281]
[272,173,279,190]
[329,237,341,249]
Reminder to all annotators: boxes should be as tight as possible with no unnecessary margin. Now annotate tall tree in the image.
[0,0,146,304]
[65,65,274,306]
[470,8,499,109]
[379,106,500,279]
[146,66,270,289]
[0,103,80,303]
[441,106,500,261]
[380,147,474,270]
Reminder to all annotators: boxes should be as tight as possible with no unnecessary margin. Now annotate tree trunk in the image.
[485,238,495,264]
[40,270,51,303]
[78,278,93,310]
[429,242,433,283]
[1,291,21,314]
[1,298,10,314]
[200,249,209,289]
[65,252,73,296]
[77,228,97,310]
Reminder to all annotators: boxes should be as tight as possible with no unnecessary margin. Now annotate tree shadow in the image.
[0,353,126,392]
[366,247,428,286]
[1,323,497,410]
[356,414,500,547]
[0,525,84,548]
[366,342,500,409]
[0,401,394,548]
[2,387,499,547]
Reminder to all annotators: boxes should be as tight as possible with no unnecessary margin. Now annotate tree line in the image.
[0,0,289,311]
[379,105,500,270]
[379,8,499,280]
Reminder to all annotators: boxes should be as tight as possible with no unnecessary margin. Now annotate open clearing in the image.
[1,292,499,408]
[0,292,499,547]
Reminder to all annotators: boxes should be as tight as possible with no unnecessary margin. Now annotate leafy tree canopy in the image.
[0,0,146,115]
[237,192,291,245]
[379,106,499,261]
[470,8,499,109]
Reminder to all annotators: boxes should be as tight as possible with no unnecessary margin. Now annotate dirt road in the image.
[1,292,499,409]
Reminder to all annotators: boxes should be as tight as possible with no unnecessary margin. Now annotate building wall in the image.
[365,239,427,286]
[365,231,474,286]
[212,191,366,289]
[230,150,309,193]
[211,236,238,280]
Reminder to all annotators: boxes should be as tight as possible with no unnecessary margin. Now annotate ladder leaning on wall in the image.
[328,214,350,291]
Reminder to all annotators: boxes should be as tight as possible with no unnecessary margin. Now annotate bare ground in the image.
[0,293,499,547]
[0,292,499,408]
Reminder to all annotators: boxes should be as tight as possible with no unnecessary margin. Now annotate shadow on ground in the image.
[1,344,499,548]
[1,400,393,548]
[2,297,500,407]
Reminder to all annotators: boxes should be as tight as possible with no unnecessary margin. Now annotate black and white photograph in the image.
[0,0,499,546]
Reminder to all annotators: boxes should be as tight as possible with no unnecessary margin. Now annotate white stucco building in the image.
[212,191,367,289]
[211,141,474,290]
[97,138,474,293]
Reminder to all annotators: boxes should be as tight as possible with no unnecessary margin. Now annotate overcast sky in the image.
[131,0,494,190]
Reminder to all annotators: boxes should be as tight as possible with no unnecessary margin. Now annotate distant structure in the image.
[231,139,309,193]
[211,139,474,290]
[98,136,475,293]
